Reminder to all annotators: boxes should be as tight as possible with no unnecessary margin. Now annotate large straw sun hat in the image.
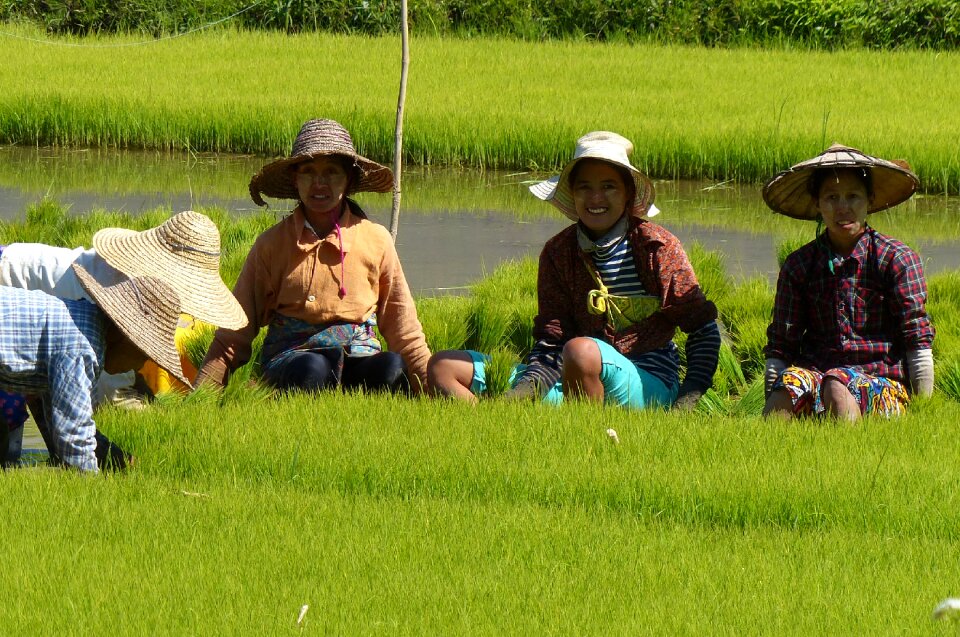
[72,264,190,388]
[528,131,657,222]
[763,143,919,220]
[248,118,394,206]
[92,210,247,330]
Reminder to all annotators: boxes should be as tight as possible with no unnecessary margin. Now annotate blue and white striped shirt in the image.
[590,233,681,389]
[590,229,721,393]
[591,233,648,297]
[0,286,105,472]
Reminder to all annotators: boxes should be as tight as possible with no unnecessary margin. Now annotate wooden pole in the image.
[389,0,410,241]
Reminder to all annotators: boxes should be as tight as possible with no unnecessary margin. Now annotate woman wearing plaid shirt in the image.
[762,144,935,420]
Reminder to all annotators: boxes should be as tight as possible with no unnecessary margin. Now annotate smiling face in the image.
[571,159,631,239]
[815,169,872,255]
[294,156,351,220]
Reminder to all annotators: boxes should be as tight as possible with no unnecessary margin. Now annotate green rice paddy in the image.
[5,391,960,634]
[4,202,960,634]
[3,25,960,192]
[5,25,960,634]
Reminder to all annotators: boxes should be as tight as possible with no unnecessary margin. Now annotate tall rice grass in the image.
[4,27,960,192]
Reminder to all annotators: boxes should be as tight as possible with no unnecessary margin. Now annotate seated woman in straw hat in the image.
[195,119,430,394]
[428,131,721,409]
[0,265,187,472]
[0,210,246,467]
[762,144,935,420]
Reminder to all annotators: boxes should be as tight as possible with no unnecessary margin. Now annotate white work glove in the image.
[905,348,934,397]
[764,358,787,397]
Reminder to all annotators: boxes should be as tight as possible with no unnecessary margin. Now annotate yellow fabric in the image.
[583,258,661,331]
[138,315,200,394]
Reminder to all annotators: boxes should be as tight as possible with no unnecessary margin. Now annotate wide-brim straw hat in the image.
[92,211,248,330]
[249,118,394,206]
[72,264,190,388]
[529,131,657,222]
[763,143,919,220]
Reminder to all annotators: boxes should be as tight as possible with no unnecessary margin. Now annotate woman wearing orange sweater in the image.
[196,119,430,394]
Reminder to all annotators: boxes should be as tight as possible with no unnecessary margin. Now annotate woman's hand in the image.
[672,387,703,411]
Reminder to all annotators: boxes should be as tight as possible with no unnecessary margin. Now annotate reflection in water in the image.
[1,146,960,291]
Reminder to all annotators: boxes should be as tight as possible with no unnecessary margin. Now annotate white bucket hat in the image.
[529,131,658,222]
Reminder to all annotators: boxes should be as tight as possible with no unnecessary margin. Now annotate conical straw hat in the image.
[249,118,394,206]
[528,131,657,221]
[762,143,919,220]
[92,211,247,330]
[72,264,190,388]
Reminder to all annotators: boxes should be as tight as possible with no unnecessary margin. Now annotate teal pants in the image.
[467,338,678,408]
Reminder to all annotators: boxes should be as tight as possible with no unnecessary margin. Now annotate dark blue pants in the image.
[263,351,408,394]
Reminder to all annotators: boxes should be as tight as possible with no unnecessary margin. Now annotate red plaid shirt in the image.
[765,228,934,383]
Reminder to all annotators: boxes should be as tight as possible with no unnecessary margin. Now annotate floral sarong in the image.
[773,365,909,417]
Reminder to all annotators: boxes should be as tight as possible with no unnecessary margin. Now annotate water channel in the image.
[4,146,960,455]
[3,146,960,292]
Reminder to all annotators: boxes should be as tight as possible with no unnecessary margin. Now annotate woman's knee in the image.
[763,388,794,417]
[271,352,333,391]
[343,352,406,392]
[821,376,858,410]
[562,338,602,374]
[375,352,406,392]
[427,350,475,396]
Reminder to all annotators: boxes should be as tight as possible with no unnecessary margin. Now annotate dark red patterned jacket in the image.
[519,214,718,389]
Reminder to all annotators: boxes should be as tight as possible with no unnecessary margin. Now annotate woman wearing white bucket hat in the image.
[429,131,721,408]
[762,143,935,420]
[196,118,430,395]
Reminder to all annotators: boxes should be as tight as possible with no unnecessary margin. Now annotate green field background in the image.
[4,24,960,635]
[3,27,960,192]
[4,0,960,50]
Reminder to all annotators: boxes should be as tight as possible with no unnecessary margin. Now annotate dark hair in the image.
[567,159,636,204]
[807,167,874,200]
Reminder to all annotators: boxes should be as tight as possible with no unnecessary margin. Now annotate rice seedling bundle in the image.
[6,200,960,407]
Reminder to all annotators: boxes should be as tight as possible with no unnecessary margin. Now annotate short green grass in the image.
[5,393,960,634]
[4,202,960,632]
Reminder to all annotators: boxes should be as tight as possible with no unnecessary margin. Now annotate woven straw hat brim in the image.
[92,212,248,330]
[72,264,190,388]
[249,152,393,206]
[763,144,919,220]
[528,157,656,222]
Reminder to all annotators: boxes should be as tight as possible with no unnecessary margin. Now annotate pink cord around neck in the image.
[331,207,346,298]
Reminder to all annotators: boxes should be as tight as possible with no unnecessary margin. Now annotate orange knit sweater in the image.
[196,202,431,392]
